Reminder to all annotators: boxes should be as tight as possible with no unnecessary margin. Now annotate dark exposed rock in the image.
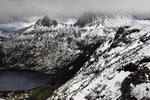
[114,27,125,40]
[85,95,93,100]
[128,29,140,33]
[109,27,140,50]
[109,27,128,50]
[139,56,150,64]
[122,63,139,72]
[121,67,150,100]
[140,33,150,43]
[141,97,150,100]
[74,13,98,27]
[53,41,102,86]
[74,12,111,27]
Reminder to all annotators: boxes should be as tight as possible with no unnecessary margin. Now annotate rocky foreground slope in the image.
[0,13,150,100]
[49,16,150,99]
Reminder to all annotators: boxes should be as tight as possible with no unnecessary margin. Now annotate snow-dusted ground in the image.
[0,31,16,38]
[131,83,150,100]
[49,18,150,100]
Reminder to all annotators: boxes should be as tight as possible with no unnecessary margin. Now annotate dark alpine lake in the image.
[0,69,52,91]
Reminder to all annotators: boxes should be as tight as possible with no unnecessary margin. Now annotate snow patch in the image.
[131,83,150,100]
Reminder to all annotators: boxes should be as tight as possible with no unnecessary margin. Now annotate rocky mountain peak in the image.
[34,15,58,28]
[43,15,50,21]
[74,12,98,27]
[74,12,133,27]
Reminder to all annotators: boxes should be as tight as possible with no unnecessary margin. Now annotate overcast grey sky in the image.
[1,0,150,28]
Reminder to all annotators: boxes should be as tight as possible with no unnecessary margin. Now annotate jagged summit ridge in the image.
[0,12,150,99]
[74,12,101,27]
[21,13,133,34]
[74,12,133,28]
[49,16,150,100]
[34,15,58,28]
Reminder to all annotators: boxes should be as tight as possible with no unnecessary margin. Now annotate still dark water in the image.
[0,69,52,91]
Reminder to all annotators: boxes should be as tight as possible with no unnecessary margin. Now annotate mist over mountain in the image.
[0,12,149,100]
[0,0,150,100]
[1,0,150,29]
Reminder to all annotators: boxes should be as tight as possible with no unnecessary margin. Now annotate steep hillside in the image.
[50,16,150,100]
[0,31,17,39]
[0,15,103,74]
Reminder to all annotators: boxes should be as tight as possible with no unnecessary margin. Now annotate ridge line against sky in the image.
[1,0,150,29]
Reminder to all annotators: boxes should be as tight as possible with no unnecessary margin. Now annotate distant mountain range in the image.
[0,14,149,38]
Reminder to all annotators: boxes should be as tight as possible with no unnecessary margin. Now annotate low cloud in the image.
[0,0,150,28]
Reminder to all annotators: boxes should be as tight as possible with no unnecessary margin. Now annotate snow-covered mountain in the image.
[0,31,17,39]
[0,13,150,100]
[10,15,58,34]
[34,15,57,28]
[74,12,132,28]
[49,14,150,100]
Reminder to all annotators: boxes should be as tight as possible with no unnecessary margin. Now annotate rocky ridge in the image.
[49,15,150,100]
[0,13,150,100]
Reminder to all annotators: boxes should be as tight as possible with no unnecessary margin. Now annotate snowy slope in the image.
[0,31,17,39]
[49,18,150,100]
[24,16,58,33]
[74,13,133,28]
